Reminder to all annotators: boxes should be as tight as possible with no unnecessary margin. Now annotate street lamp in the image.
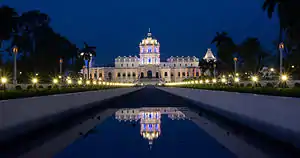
[59,58,63,75]
[12,46,18,85]
[279,42,284,75]
[233,57,238,74]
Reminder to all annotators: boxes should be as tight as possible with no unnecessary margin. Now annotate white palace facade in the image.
[82,30,216,83]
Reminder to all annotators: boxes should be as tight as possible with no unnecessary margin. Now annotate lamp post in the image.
[59,58,63,75]
[233,57,238,74]
[12,46,18,85]
[279,42,284,76]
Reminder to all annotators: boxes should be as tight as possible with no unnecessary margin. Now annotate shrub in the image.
[27,85,33,90]
[239,83,244,87]
[53,85,59,89]
[265,82,274,88]
[38,85,44,89]
[15,85,22,90]
[278,82,289,88]
[47,85,52,90]
[294,83,300,88]
[246,83,252,87]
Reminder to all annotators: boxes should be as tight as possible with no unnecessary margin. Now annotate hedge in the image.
[167,84,300,98]
[0,85,122,100]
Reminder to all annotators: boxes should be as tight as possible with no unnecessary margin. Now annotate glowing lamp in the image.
[53,78,58,84]
[234,77,240,83]
[251,76,258,82]
[78,80,82,85]
[32,78,38,84]
[86,80,91,85]
[280,75,288,81]
[93,81,97,85]
[212,79,217,83]
[270,68,274,72]
[279,42,284,49]
[67,79,72,84]
[1,77,7,84]
[205,79,209,83]
[221,78,226,83]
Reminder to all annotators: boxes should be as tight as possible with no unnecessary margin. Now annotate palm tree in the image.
[211,32,236,72]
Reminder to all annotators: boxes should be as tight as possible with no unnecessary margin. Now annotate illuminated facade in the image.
[115,107,186,148]
[81,29,206,83]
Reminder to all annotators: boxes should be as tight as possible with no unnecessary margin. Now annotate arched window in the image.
[148,47,151,53]
[123,73,126,77]
[117,73,121,77]
[164,72,168,77]
[133,72,136,77]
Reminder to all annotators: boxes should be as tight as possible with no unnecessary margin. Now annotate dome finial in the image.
[147,28,152,37]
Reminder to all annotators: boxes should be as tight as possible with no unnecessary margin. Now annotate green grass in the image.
[0,85,124,100]
[166,84,300,98]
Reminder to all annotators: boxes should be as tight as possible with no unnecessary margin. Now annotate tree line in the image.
[0,5,84,83]
[202,0,300,78]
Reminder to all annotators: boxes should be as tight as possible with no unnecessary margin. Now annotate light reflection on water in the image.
[52,107,236,158]
[114,107,187,149]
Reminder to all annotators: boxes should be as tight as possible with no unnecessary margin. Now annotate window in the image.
[99,73,102,77]
[121,64,123,67]
[127,64,128,67]
[163,64,165,67]
[133,72,136,77]
[164,72,168,77]
[191,64,193,66]
[171,73,173,77]
[174,64,176,67]
[117,73,121,77]
[178,72,180,77]
[148,48,151,53]
[185,64,187,66]
[182,72,185,77]
[128,73,131,77]
[180,64,181,67]
[132,64,134,67]
[94,73,97,78]
[187,72,189,77]
[123,73,126,77]
[196,72,199,76]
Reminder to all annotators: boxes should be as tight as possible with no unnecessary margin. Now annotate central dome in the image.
[139,29,160,46]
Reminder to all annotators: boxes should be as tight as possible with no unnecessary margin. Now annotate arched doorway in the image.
[108,72,112,81]
[140,72,144,78]
[156,72,159,78]
[147,70,152,78]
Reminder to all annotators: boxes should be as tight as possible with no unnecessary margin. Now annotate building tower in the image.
[203,48,216,62]
[139,28,160,65]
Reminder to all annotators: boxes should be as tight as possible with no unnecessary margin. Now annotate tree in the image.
[262,0,300,52]
[211,32,236,72]
[237,37,268,72]
[0,5,18,48]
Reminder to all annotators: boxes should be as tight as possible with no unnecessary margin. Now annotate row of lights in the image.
[165,77,240,86]
[0,77,134,86]
[52,78,134,86]
[165,74,289,86]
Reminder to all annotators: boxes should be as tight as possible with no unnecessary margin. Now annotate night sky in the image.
[2,0,279,64]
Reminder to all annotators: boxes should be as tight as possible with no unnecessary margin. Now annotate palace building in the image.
[115,107,186,148]
[82,30,216,84]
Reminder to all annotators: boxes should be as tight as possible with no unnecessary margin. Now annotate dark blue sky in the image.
[3,0,279,64]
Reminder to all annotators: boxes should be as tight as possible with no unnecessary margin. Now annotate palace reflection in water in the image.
[115,107,186,148]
